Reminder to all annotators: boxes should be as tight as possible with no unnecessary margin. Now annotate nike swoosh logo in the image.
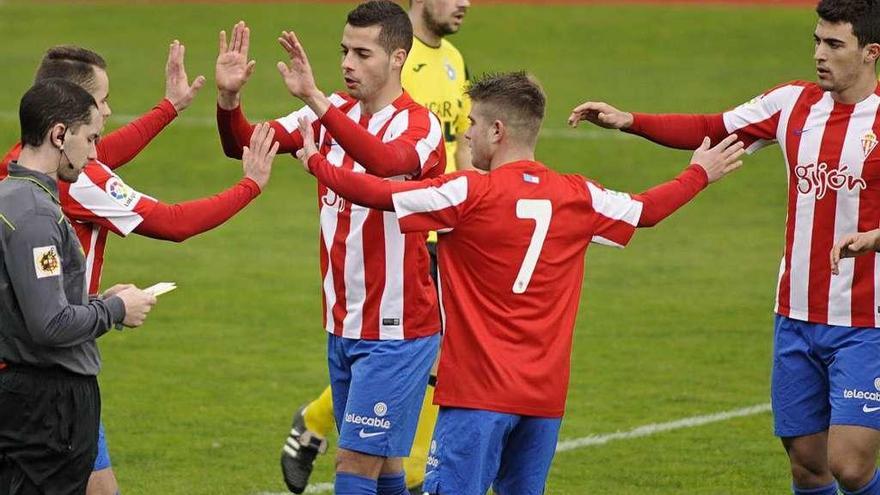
[413,63,427,72]
[863,404,880,413]
[358,429,386,439]
[793,128,815,136]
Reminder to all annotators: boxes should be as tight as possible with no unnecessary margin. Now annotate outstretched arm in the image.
[634,135,744,227]
[567,100,727,151]
[294,117,423,210]
[138,122,279,241]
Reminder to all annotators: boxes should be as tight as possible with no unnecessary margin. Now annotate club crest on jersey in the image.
[862,131,878,158]
[444,61,456,81]
[33,245,61,279]
[794,163,866,200]
[105,177,139,208]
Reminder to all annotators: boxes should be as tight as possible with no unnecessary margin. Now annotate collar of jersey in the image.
[6,161,61,204]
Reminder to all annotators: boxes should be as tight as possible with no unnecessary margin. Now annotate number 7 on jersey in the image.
[513,199,552,294]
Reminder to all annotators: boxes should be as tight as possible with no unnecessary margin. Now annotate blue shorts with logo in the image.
[328,333,439,458]
[93,421,111,471]
[422,407,562,495]
[772,314,880,437]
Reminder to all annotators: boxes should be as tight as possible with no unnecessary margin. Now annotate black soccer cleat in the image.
[280,406,328,494]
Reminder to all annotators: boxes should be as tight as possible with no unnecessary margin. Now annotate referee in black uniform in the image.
[0,79,157,494]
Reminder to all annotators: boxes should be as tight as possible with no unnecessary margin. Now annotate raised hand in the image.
[216,21,256,109]
[567,101,633,130]
[165,40,206,113]
[294,117,318,172]
[689,134,745,184]
[831,229,880,275]
[242,122,280,190]
[276,31,321,102]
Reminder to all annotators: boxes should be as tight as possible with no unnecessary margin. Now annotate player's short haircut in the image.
[466,71,546,146]
[34,46,107,92]
[20,78,97,147]
[346,0,414,55]
[817,0,880,47]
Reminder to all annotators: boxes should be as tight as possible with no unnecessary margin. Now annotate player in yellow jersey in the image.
[279,1,471,494]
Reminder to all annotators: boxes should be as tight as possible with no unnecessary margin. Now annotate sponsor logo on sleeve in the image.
[33,245,61,279]
[105,177,140,209]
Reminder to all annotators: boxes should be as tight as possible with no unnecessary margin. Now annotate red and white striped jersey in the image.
[724,82,880,327]
[390,161,643,417]
[274,92,445,340]
[2,144,157,295]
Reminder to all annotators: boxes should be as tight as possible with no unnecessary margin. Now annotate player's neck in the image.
[411,18,442,49]
[16,146,59,180]
[359,83,404,115]
[831,71,879,105]
[489,145,536,171]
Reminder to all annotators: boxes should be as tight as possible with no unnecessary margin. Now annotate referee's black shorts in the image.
[0,363,100,495]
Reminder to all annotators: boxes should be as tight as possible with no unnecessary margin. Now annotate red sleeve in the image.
[320,105,441,178]
[0,143,22,178]
[97,99,177,170]
[625,113,728,150]
[307,153,424,211]
[216,104,302,159]
[133,178,261,242]
[633,165,709,227]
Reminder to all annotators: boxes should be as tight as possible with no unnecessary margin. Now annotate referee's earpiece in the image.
[56,128,66,151]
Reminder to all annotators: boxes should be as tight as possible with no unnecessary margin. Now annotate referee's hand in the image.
[116,287,158,328]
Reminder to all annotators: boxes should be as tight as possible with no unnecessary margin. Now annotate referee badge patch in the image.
[33,245,61,279]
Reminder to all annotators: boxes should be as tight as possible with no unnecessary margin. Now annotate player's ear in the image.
[390,48,408,71]
[491,120,504,144]
[49,123,67,150]
[865,43,880,64]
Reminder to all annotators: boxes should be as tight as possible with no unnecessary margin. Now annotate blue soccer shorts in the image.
[422,407,562,495]
[772,314,880,437]
[327,333,439,458]
[93,421,112,471]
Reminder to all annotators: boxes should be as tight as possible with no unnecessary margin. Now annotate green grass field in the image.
[0,1,835,493]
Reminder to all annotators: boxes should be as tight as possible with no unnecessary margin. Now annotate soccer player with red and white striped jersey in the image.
[295,71,744,494]
[568,2,880,494]
[213,5,444,494]
[1,44,276,495]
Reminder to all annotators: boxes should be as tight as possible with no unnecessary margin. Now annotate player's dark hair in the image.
[817,0,880,47]
[34,45,107,92]
[346,0,414,55]
[466,71,546,145]
[20,79,97,147]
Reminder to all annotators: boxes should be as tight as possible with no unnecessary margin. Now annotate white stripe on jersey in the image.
[83,225,99,294]
[585,182,643,226]
[276,93,349,134]
[786,92,835,321]
[342,205,368,338]
[67,169,144,235]
[724,85,804,155]
[379,211,405,340]
[320,200,340,334]
[827,94,880,326]
[392,176,469,221]
[591,235,625,248]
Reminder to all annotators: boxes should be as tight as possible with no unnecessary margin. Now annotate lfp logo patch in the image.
[105,177,139,208]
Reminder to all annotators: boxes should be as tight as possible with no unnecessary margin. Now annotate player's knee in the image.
[829,455,875,490]
[336,448,384,478]
[789,458,832,487]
